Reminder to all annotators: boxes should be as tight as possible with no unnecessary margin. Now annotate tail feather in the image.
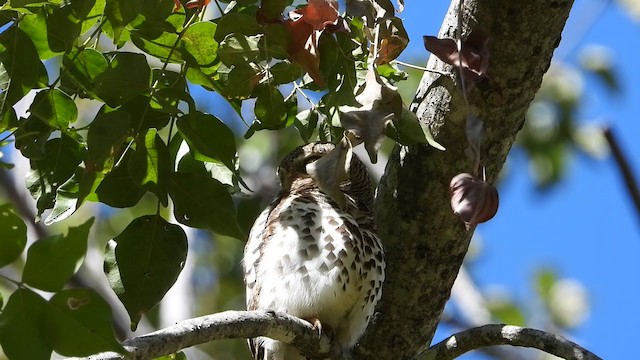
[248,337,307,360]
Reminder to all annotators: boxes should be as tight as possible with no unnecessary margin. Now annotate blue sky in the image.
[397,1,640,359]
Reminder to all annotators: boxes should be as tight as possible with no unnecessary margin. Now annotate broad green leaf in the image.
[44,168,83,225]
[218,33,260,66]
[95,52,151,107]
[96,151,146,208]
[150,69,192,114]
[104,215,187,330]
[260,0,290,20]
[0,62,12,124]
[72,0,106,34]
[181,21,219,67]
[0,26,48,108]
[128,129,170,206]
[8,0,62,8]
[0,203,27,267]
[86,110,131,172]
[377,63,408,82]
[46,6,82,53]
[176,111,237,171]
[60,48,108,97]
[261,23,291,59]
[18,10,60,60]
[22,217,94,291]
[216,62,261,99]
[118,95,170,130]
[44,288,125,356]
[294,108,319,142]
[214,13,260,42]
[0,289,51,360]
[254,84,287,126]
[131,30,181,63]
[169,171,242,238]
[29,89,78,130]
[14,115,52,159]
[268,61,303,85]
[387,107,444,150]
[26,134,85,217]
[104,0,142,43]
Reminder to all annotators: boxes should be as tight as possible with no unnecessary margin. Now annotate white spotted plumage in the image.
[243,143,384,360]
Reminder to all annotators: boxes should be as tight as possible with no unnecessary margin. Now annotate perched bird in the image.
[243,142,385,359]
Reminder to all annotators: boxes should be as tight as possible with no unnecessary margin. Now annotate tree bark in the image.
[354,0,574,359]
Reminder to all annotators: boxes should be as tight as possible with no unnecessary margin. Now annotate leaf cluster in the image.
[0,0,434,357]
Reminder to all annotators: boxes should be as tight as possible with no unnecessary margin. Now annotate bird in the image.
[243,142,385,360]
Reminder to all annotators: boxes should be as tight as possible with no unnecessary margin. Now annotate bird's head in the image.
[277,142,335,192]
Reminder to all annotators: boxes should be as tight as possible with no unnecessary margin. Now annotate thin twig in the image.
[394,60,450,76]
[415,324,602,360]
[603,126,640,220]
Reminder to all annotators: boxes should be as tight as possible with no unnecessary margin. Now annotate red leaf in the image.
[185,0,210,9]
[292,0,339,30]
[284,18,325,87]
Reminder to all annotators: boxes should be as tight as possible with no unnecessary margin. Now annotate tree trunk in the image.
[353,0,574,358]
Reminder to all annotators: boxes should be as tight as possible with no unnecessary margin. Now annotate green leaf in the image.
[260,0,290,20]
[104,0,142,43]
[387,107,444,150]
[0,289,51,360]
[73,0,106,34]
[104,214,187,331]
[86,110,131,172]
[294,108,319,142]
[268,61,303,85]
[18,10,59,60]
[95,52,151,107]
[14,115,52,159]
[0,203,27,267]
[128,129,170,206]
[176,111,237,171]
[181,21,219,67]
[261,23,291,59]
[218,33,261,66]
[46,5,82,53]
[7,0,62,8]
[214,13,260,42]
[60,48,108,97]
[44,288,125,356]
[169,171,242,238]
[29,89,78,130]
[0,26,48,109]
[26,134,86,217]
[96,151,146,208]
[216,62,261,99]
[44,168,83,225]
[22,217,94,292]
[119,95,170,130]
[254,84,286,126]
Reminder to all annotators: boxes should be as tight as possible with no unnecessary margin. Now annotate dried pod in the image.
[449,173,499,228]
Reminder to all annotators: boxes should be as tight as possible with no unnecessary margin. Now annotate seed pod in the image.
[449,173,499,228]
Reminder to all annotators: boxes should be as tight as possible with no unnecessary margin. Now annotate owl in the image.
[243,142,385,359]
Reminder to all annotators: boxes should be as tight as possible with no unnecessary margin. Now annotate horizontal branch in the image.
[416,324,602,360]
[78,310,332,360]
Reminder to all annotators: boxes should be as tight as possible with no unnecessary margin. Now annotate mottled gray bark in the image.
[419,324,602,360]
[354,0,574,359]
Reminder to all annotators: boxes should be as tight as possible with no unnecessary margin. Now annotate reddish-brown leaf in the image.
[185,0,210,9]
[423,29,490,87]
[449,173,499,229]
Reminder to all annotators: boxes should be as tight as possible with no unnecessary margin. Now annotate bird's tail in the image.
[249,337,307,360]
